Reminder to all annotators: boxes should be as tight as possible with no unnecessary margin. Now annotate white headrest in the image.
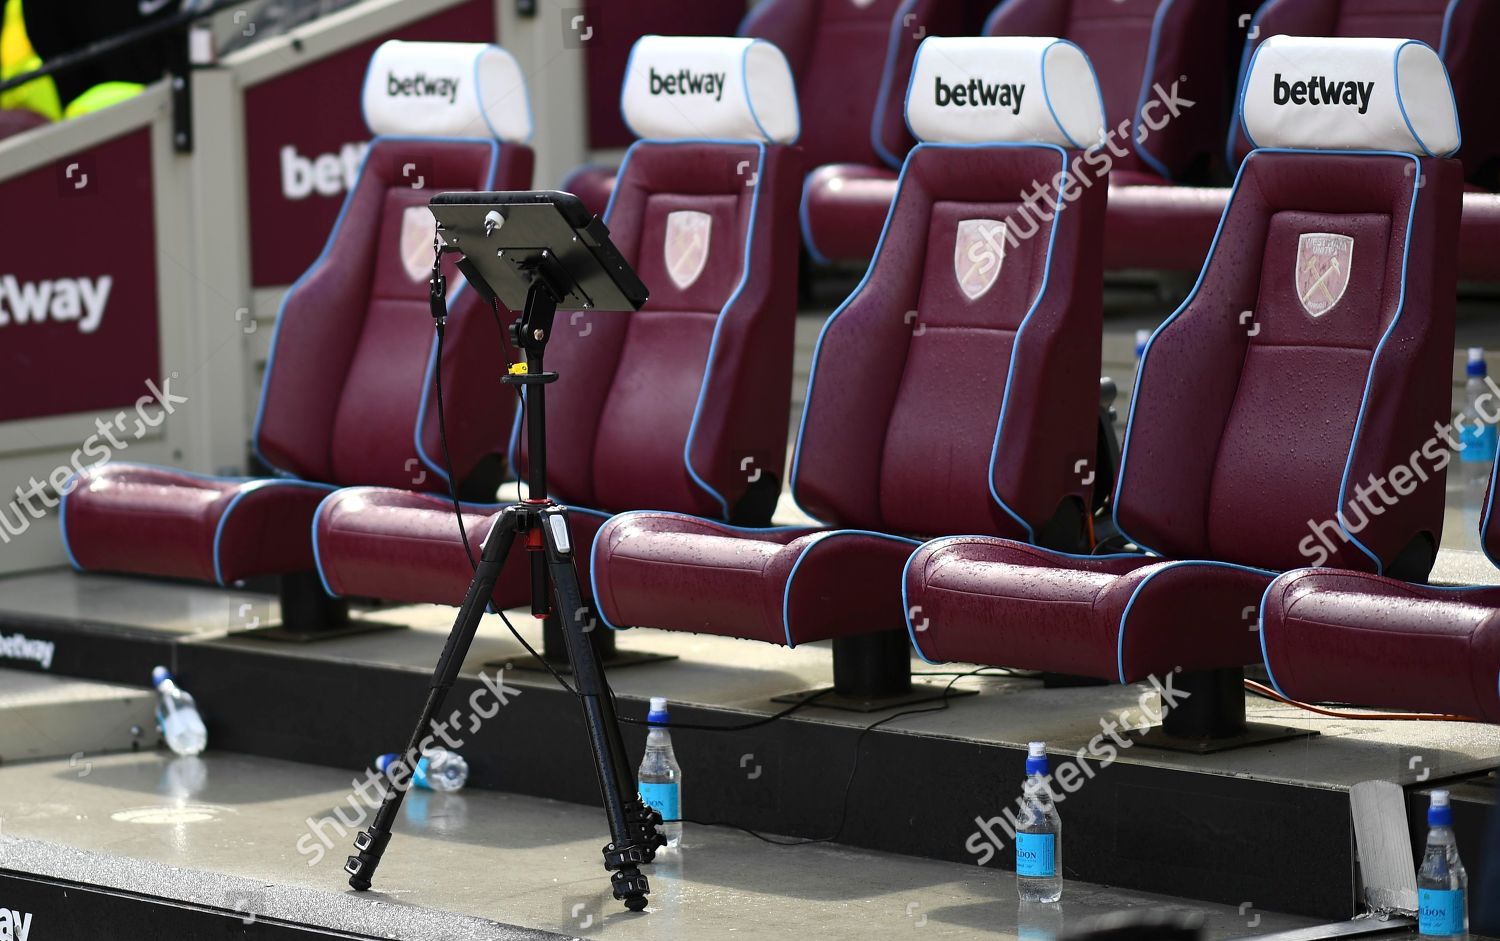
[620,36,799,143]
[904,37,1105,148]
[1240,35,1459,156]
[362,41,532,142]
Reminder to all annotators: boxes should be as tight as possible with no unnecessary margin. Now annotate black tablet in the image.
[429,190,648,313]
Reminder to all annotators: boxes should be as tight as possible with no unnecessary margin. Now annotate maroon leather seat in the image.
[905,36,1463,688]
[60,41,534,588]
[592,38,1106,691]
[803,0,1227,266]
[1228,0,1500,183]
[1134,0,1500,276]
[1259,568,1500,723]
[313,36,803,609]
[1259,461,1500,723]
[564,0,924,232]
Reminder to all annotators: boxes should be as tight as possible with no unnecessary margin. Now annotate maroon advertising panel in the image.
[0,129,160,422]
[242,0,495,287]
[580,0,748,150]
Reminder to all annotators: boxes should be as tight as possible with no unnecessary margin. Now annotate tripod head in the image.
[426,190,648,499]
[430,190,646,369]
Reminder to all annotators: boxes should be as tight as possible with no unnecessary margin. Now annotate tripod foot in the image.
[603,802,662,912]
[345,826,391,891]
[612,867,650,911]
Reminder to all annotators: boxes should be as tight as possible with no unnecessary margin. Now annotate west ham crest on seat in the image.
[954,218,1006,300]
[664,209,712,290]
[1295,233,1351,318]
[401,205,435,282]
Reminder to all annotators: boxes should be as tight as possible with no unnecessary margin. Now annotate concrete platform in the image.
[0,750,1321,940]
[1,576,1496,918]
[0,668,156,763]
[2,290,1500,929]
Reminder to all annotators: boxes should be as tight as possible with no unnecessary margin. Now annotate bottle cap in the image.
[1468,348,1487,377]
[1134,329,1151,358]
[1428,789,1453,826]
[647,696,669,726]
[151,666,171,689]
[376,753,398,775]
[1025,741,1048,775]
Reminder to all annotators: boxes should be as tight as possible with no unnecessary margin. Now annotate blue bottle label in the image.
[1016,833,1055,878]
[1419,888,1465,935]
[410,756,431,790]
[640,782,679,823]
[1458,422,1496,462]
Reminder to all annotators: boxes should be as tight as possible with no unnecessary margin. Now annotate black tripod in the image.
[345,223,663,911]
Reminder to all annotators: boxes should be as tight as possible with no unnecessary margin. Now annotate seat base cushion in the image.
[799,163,899,265]
[61,463,334,584]
[561,163,618,220]
[1260,568,1500,721]
[591,511,918,646]
[313,487,608,610]
[1104,182,1227,271]
[1460,192,1500,281]
[905,537,1273,682]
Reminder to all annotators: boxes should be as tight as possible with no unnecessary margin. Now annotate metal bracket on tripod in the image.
[344,191,662,912]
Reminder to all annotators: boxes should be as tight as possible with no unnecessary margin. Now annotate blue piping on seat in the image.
[212,479,336,586]
[589,509,814,632]
[902,534,1150,665]
[1112,148,1423,573]
[1129,0,1177,180]
[869,0,923,171]
[780,529,920,648]
[252,135,501,492]
[1114,558,1275,685]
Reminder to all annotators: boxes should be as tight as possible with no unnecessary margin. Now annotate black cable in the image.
[434,326,1010,841]
[429,253,1006,749]
[914,667,1041,680]
[616,688,831,732]
[493,298,528,497]
[0,0,245,94]
[664,667,1001,845]
[432,320,476,572]
[429,281,576,696]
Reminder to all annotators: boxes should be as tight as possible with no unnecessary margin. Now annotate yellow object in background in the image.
[63,80,144,118]
[0,0,61,120]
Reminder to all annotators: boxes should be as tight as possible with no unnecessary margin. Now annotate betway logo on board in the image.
[933,76,1025,114]
[0,631,54,670]
[648,67,726,101]
[1272,72,1374,114]
[386,70,461,104]
[0,906,33,941]
[0,274,111,334]
[280,142,368,200]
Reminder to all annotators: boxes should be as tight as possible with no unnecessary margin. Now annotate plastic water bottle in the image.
[1127,328,1152,417]
[1017,741,1061,902]
[377,748,468,792]
[1459,348,1497,485]
[1017,900,1064,941]
[1418,789,1468,939]
[638,697,682,848]
[151,666,207,757]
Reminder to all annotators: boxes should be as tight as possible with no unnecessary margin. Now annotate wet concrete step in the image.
[0,667,156,764]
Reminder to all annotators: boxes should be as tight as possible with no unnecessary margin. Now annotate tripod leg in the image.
[345,509,521,891]
[538,506,663,912]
